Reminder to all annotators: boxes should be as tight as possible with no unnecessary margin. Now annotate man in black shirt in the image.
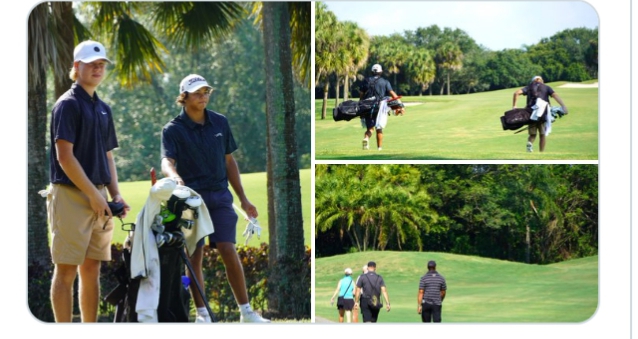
[512,76,568,152]
[354,261,391,322]
[359,64,398,151]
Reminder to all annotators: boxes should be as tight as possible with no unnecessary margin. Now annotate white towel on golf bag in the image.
[530,98,552,136]
[375,99,390,129]
[127,178,214,322]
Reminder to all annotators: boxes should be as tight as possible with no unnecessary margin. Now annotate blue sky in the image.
[323,1,599,51]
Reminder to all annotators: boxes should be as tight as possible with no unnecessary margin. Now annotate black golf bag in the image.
[500,107,533,130]
[333,97,380,122]
[104,195,198,322]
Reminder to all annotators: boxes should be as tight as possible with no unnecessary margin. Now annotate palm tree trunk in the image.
[447,71,451,95]
[262,2,308,320]
[321,81,329,119]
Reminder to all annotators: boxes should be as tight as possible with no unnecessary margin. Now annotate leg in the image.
[375,128,383,149]
[539,134,546,152]
[423,303,433,322]
[186,245,206,308]
[216,242,249,304]
[50,263,78,322]
[433,304,442,323]
[345,310,352,323]
[353,307,359,323]
[78,258,101,322]
[338,308,345,323]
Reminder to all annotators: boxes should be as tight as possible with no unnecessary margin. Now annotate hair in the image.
[176,92,189,106]
[68,65,78,81]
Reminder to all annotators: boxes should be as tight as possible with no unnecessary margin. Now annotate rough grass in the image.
[315,81,598,160]
[112,169,312,247]
[315,251,598,323]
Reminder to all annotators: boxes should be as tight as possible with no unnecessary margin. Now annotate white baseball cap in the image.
[371,64,382,72]
[179,74,212,93]
[531,75,542,83]
[74,40,111,63]
[344,268,352,274]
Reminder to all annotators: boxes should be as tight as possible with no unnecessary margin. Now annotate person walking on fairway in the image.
[512,75,568,152]
[46,40,130,322]
[354,261,391,323]
[352,264,368,323]
[161,74,269,323]
[330,268,356,323]
[359,64,398,151]
[417,260,447,323]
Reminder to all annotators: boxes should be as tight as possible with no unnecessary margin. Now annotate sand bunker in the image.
[558,82,598,88]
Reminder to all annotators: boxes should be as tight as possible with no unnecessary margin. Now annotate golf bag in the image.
[104,186,213,322]
[333,97,380,122]
[500,107,533,130]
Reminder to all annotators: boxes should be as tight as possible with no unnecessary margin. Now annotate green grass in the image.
[315,81,598,160]
[315,251,598,323]
[112,169,312,247]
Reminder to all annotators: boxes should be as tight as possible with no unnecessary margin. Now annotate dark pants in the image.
[421,302,442,323]
[361,297,381,323]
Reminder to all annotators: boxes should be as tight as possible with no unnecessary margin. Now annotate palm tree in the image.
[339,21,369,101]
[260,1,309,320]
[436,41,463,95]
[314,2,347,119]
[406,47,436,96]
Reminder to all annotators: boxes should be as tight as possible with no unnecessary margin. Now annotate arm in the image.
[389,90,398,98]
[512,89,523,109]
[354,286,361,310]
[56,139,111,218]
[381,286,391,312]
[551,92,569,114]
[417,289,424,314]
[330,280,342,304]
[441,289,446,302]
[225,154,257,218]
[105,151,130,218]
[161,157,184,185]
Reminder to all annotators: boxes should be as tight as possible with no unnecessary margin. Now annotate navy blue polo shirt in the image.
[161,108,237,192]
[521,82,555,108]
[360,75,393,100]
[49,83,118,186]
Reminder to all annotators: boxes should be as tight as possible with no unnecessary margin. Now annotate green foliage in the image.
[27,262,55,322]
[315,165,598,265]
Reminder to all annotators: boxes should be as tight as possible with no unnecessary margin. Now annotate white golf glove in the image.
[242,217,262,245]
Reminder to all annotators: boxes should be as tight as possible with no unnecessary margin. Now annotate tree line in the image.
[315,2,598,117]
[315,164,598,265]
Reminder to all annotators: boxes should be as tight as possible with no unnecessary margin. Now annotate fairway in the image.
[315,81,598,160]
[315,251,598,323]
[111,169,312,247]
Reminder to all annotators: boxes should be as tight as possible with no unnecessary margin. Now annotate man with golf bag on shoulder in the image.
[359,64,399,151]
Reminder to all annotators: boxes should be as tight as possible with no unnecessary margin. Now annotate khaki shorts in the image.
[47,184,114,265]
[528,121,546,136]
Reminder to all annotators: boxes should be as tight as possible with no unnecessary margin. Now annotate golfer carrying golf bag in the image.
[512,76,568,152]
[160,74,269,323]
[359,64,399,151]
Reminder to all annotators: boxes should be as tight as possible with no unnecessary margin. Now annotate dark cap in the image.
[367,261,376,267]
[427,260,436,267]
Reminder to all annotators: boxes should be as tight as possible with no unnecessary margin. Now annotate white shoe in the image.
[526,142,533,152]
[362,138,369,150]
[195,314,212,323]
[240,311,270,323]
[378,147,382,151]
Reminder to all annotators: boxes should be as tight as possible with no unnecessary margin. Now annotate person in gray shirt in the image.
[417,260,447,322]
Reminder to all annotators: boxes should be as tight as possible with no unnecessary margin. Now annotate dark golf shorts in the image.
[196,188,238,248]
